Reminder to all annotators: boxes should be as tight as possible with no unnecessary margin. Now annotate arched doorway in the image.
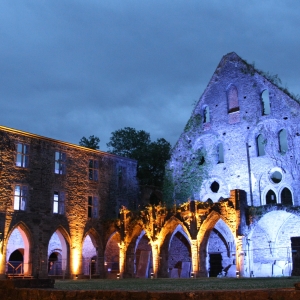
[6,226,31,275]
[104,232,120,278]
[281,188,293,205]
[48,252,62,275]
[135,232,152,278]
[7,249,24,274]
[82,234,98,276]
[48,230,68,276]
[168,230,191,278]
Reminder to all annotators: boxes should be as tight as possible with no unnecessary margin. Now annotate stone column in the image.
[191,239,199,277]
[70,246,82,279]
[236,235,246,277]
[0,239,5,279]
[118,241,126,278]
[151,242,160,278]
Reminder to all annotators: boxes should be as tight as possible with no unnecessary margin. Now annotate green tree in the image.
[79,135,100,150]
[107,127,171,188]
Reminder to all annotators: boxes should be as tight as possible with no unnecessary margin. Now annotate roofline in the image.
[0,124,137,163]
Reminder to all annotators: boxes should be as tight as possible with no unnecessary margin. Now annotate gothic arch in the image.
[6,222,33,275]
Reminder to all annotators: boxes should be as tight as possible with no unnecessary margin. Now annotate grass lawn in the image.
[54,277,300,292]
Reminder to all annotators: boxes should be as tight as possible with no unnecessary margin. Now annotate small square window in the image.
[16,143,29,167]
[55,151,66,174]
[89,159,99,181]
[14,185,28,210]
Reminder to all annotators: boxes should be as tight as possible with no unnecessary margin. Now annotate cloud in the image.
[0,1,299,150]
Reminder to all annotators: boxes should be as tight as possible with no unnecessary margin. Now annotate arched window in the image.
[217,143,224,163]
[266,190,276,205]
[203,106,210,123]
[227,85,239,113]
[257,134,266,156]
[281,188,293,206]
[279,129,288,154]
[261,90,270,115]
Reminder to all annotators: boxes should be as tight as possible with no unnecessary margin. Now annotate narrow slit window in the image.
[217,143,224,163]
[203,106,210,123]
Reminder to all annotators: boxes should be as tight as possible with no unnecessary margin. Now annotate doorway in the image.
[209,253,222,277]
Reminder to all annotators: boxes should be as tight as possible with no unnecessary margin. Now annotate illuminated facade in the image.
[112,52,300,279]
[0,125,138,279]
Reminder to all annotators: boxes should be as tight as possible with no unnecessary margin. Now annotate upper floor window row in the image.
[16,143,29,168]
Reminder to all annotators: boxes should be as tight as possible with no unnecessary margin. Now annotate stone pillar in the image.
[0,240,5,279]
[236,236,246,277]
[191,239,199,277]
[70,246,82,278]
[118,241,126,278]
[151,242,160,278]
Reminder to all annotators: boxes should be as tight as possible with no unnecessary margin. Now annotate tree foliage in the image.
[79,135,100,150]
[107,127,171,188]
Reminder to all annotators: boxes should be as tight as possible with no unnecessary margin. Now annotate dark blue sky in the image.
[1,1,299,150]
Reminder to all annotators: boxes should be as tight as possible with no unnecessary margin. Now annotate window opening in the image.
[261,90,270,115]
[88,196,99,218]
[270,171,282,184]
[217,143,224,163]
[210,181,220,193]
[55,151,66,174]
[279,129,288,154]
[16,143,29,167]
[89,159,99,181]
[281,188,293,206]
[53,191,65,214]
[203,106,210,123]
[266,190,276,205]
[14,185,28,210]
[257,134,266,156]
[227,85,239,113]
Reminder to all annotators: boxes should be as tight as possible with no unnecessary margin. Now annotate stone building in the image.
[112,52,300,279]
[0,125,139,279]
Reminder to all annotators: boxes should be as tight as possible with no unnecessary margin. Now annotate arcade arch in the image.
[6,224,31,275]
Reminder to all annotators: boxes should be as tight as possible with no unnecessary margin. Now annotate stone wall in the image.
[0,125,139,278]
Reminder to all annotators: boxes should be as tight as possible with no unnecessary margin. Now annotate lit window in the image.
[53,191,65,214]
[14,185,28,210]
[88,196,99,218]
[89,159,99,181]
[55,151,66,174]
[16,143,29,167]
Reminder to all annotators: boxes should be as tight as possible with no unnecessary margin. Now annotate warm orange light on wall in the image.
[71,247,80,275]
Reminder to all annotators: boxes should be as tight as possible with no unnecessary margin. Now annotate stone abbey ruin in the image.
[1,52,300,279]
